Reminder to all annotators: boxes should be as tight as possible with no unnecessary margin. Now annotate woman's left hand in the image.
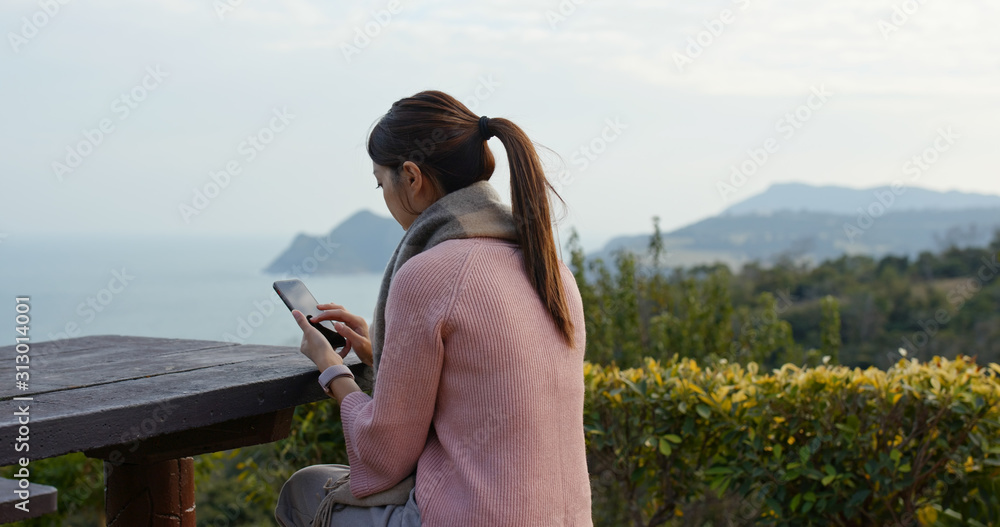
[291,309,344,371]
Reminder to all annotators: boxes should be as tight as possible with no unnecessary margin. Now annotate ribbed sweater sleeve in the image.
[338,242,472,498]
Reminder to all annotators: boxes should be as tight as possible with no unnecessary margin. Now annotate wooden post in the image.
[104,457,196,527]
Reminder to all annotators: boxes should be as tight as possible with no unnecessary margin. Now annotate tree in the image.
[820,295,842,364]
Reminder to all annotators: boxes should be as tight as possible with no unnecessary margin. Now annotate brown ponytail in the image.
[367,91,574,346]
[487,118,574,346]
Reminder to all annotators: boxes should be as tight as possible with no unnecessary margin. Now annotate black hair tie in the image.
[478,115,494,141]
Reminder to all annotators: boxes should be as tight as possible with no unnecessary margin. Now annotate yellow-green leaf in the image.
[659,438,672,456]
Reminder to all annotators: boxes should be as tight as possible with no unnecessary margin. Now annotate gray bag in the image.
[311,470,415,527]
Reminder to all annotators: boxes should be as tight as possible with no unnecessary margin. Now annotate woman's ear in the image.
[399,160,442,211]
[402,161,423,183]
[400,161,422,187]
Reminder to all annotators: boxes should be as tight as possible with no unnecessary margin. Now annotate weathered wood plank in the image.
[0,335,254,399]
[2,346,289,398]
[83,408,295,464]
[0,335,366,400]
[0,478,57,523]
[26,334,236,357]
[0,336,370,466]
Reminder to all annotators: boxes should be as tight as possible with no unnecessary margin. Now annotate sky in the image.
[2,0,999,251]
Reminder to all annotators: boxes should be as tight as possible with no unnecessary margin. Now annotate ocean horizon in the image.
[1,234,384,350]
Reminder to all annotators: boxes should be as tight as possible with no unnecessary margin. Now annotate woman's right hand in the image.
[311,303,374,367]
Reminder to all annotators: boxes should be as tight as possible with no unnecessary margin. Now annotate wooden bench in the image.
[0,477,57,524]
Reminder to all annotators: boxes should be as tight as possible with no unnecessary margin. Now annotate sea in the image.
[0,235,383,349]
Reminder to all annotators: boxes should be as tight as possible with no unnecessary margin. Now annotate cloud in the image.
[2,0,998,244]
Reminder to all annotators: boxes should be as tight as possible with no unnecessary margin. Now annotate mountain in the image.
[595,184,1000,269]
[266,184,1000,275]
[723,182,1000,216]
[264,210,402,274]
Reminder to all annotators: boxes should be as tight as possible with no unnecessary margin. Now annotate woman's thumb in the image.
[334,322,362,341]
[292,310,312,331]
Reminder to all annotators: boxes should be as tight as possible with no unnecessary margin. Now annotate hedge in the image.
[7,355,1000,526]
[585,354,1000,526]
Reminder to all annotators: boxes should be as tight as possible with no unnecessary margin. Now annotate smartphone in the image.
[273,279,348,349]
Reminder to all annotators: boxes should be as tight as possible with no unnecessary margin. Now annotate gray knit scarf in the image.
[369,179,518,385]
[311,181,517,526]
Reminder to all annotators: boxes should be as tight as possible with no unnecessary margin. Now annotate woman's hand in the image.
[310,303,374,367]
[291,309,344,372]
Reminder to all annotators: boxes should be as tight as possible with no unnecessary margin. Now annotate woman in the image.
[275,90,592,526]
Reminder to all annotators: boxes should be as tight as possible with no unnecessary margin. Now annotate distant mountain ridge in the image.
[266,184,1000,274]
[599,208,1000,269]
[724,182,1000,216]
[595,183,1000,269]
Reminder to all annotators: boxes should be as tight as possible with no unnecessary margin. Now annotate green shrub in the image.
[567,229,821,372]
[0,453,104,526]
[585,355,1000,526]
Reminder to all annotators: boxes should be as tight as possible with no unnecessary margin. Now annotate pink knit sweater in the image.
[339,237,592,526]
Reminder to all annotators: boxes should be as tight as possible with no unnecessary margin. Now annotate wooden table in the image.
[0,335,370,526]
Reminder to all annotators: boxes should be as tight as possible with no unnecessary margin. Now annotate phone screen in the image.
[273,279,347,348]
